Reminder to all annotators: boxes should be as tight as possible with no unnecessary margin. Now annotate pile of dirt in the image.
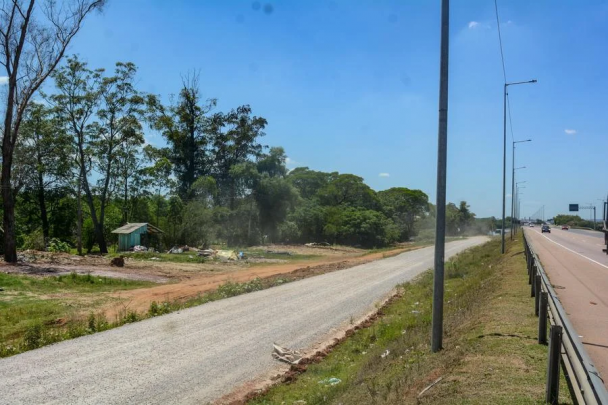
[14,250,108,266]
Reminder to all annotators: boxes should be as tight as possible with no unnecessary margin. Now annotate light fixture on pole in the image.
[502,79,537,254]
[511,139,531,239]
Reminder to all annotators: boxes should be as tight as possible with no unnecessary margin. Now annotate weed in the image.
[23,323,43,350]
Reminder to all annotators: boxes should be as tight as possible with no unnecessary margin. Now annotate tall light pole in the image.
[502,79,537,253]
[431,0,449,353]
[511,140,531,239]
[511,166,526,237]
[516,181,526,226]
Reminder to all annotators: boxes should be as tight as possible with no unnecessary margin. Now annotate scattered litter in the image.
[418,376,443,398]
[590,301,597,305]
[133,245,147,252]
[414,301,419,306]
[272,343,302,365]
[305,242,330,247]
[380,349,390,358]
[0,287,4,291]
[167,246,183,254]
[402,330,407,335]
[188,255,194,259]
[318,377,341,386]
[217,250,238,261]
[411,310,421,314]
[361,351,367,355]
[198,249,216,257]
[150,257,160,261]
[293,401,307,405]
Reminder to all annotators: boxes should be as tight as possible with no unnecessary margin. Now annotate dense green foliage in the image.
[553,214,598,229]
[7,59,480,252]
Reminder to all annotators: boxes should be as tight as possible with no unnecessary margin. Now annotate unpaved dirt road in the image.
[525,227,608,387]
[0,237,487,405]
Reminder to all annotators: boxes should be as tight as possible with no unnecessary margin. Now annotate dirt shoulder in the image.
[102,245,422,318]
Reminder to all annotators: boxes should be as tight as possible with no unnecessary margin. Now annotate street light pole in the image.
[502,79,536,254]
[511,140,531,239]
[516,181,526,226]
[431,0,449,354]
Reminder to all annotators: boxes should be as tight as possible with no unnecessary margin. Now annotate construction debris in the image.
[305,242,330,247]
[216,250,238,261]
[198,249,216,257]
[418,376,443,398]
[272,343,302,365]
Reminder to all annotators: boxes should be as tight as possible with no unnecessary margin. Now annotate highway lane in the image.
[0,237,487,405]
[524,227,608,387]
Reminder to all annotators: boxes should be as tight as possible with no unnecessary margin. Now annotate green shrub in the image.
[47,238,71,253]
[22,229,45,251]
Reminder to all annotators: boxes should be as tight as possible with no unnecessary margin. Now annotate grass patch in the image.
[0,272,152,357]
[249,236,573,404]
[0,272,292,358]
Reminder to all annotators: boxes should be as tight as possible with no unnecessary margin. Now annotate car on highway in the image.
[562,225,569,230]
[529,223,535,227]
[541,225,551,233]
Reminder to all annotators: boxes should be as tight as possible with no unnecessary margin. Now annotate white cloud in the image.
[468,21,479,29]
[379,173,390,178]
[0,76,8,85]
[564,129,577,135]
[285,157,297,167]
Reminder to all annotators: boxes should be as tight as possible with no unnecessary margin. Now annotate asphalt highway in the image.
[0,237,487,405]
[525,226,608,387]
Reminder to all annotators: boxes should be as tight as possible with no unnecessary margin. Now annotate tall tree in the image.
[378,187,429,241]
[0,0,104,262]
[148,73,216,199]
[50,57,146,253]
[210,105,267,209]
[18,103,71,240]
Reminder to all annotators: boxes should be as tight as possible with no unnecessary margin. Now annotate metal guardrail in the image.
[523,231,608,404]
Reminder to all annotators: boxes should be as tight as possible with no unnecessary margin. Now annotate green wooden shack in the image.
[111,223,163,252]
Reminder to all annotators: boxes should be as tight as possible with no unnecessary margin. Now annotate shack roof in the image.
[111,223,164,234]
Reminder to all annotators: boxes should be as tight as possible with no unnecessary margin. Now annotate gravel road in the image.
[0,236,487,404]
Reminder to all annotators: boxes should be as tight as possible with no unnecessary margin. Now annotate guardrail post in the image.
[531,264,536,297]
[539,292,548,345]
[546,325,562,404]
[535,275,541,316]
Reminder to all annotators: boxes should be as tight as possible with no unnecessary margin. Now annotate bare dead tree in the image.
[0,0,104,262]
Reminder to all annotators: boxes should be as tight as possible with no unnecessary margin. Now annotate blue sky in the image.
[40,1,608,219]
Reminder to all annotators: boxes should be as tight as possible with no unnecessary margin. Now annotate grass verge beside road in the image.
[0,272,152,357]
[249,237,573,404]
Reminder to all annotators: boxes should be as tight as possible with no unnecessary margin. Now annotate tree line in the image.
[1,0,480,260]
[7,55,482,253]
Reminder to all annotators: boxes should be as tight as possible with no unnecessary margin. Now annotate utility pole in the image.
[432,0,449,354]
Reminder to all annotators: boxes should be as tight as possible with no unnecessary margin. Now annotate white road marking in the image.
[539,233,608,270]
